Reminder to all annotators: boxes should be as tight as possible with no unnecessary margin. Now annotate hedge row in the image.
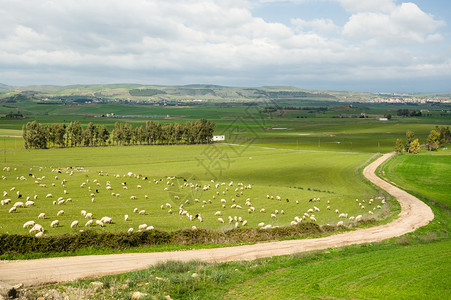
[0,223,335,255]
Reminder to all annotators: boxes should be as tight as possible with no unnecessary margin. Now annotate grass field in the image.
[0,144,388,236]
[27,149,450,299]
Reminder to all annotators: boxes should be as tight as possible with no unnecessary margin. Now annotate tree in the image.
[409,138,420,154]
[427,129,440,151]
[394,138,404,153]
[405,130,415,152]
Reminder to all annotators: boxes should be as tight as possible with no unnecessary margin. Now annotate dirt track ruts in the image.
[0,152,434,287]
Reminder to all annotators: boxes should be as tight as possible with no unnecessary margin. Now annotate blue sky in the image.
[0,0,450,92]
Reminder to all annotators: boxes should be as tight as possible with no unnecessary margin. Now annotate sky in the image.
[0,0,450,93]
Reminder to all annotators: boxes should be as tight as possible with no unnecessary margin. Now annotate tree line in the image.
[395,126,451,154]
[22,119,216,149]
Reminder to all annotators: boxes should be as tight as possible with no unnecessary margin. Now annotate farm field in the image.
[0,144,388,236]
[24,150,449,299]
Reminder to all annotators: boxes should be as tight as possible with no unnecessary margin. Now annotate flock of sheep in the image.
[0,165,387,237]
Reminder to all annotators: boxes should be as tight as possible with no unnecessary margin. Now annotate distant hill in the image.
[0,83,14,90]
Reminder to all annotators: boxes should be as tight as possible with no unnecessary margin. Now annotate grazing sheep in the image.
[23,220,35,229]
[368,211,374,215]
[8,206,16,213]
[260,208,266,213]
[242,220,248,226]
[146,226,154,231]
[57,210,64,216]
[29,224,44,233]
[310,216,317,222]
[214,211,222,216]
[13,201,24,208]
[355,215,363,222]
[38,213,45,219]
[127,228,134,233]
[50,220,59,228]
[314,206,320,212]
[95,220,104,227]
[339,213,348,218]
[138,224,148,230]
[217,218,224,223]
[71,221,79,228]
[258,222,265,228]
[307,208,314,213]
[35,232,44,238]
[271,214,277,218]
[133,208,139,213]
[130,195,137,200]
[291,221,298,226]
[327,206,330,210]
[101,217,112,224]
[138,210,146,215]
[81,210,87,216]
[85,220,93,227]
[137,185,142,189]
[124,214,129,221]
[337,221,344,226]
[335,209,339,213]
[46,193,52,198]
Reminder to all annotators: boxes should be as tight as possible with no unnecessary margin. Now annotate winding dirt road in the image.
[0,152,434,287]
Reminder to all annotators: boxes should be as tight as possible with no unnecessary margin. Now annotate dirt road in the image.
[0,152,434,287]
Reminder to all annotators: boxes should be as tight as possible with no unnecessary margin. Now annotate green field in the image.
[0,144,388,235]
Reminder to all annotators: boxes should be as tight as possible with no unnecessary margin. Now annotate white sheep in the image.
[271,214,277,218]
[355,215,363,222]
[50,220,59,228]
[258,222,265,228]
[291,221,297,226]
[133,208,139,213]
[38,213,45,219]
[95,220,104,227]
[85,212,93,219]
[23,220,35,229]
[214,211,222,216]
[81,210,87,216]
[29,224,44,233]
[146,225,154,231]
[217,217,224,223]
[138,224,148,230]
[101,216,112,224]
[13,201,24,208]
[57,210,64,216]
[242,220,248,226]
[138,210,146,215]
[127,228,134,233]
[260,208,266,213]
[368,211,374,215]
[124,214,129,221]
[310,216,317,222]
[339,213,348,218]
[8,206,16,213]
[71,220,79,228]
[85,220,93,227]
[314,206,320,212]
[35,232,44,238]
[46,193,52,198]
[337,221,344,226]
[130,195,137,200]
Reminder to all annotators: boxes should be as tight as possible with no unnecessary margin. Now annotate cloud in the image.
[342,2,445,44]
[336,0,396,13]
[0,0,449,92]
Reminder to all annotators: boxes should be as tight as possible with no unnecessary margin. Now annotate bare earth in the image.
[0,152,434,287]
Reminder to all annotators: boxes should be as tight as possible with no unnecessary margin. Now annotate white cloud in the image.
[342,2,445,44]
[0,0,449,91]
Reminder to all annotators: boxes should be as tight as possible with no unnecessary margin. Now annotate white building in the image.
[212,135,225,142]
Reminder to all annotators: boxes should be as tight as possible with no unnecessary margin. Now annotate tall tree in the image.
[394,138,404,153]
[409,138,420,154]
[427,129,440,151]
[405,130,415,152]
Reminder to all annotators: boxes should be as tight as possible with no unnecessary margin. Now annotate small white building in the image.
[212,135,225,142]
[378,118,388,121]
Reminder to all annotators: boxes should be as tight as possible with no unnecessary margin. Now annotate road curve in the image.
[0,152,434,287]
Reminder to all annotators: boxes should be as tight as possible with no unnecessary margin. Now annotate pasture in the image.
[0,144,388,236]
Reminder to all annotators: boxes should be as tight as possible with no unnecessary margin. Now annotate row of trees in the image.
[394,126,451,154]
[23,119,215,149]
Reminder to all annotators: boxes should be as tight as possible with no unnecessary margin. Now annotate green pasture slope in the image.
[34,150,449,300]
[0,144,387,235]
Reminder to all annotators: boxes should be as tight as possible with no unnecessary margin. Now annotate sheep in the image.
[138,224,148,230]
[368,211,374,215]
[165,203,172,208]
[130,195,137,200]
[217,218,224,223]
[101,217,113,224]
[8,206,16,213]
[57,210,64,216]
[355,215,363,222]
[290,221,298,226]
[71,220,79,228]
[127,228,134,233]
[377,205,382,209]
[35,232,44,238]
[13,201,24,208]
[361,205,365,210]
[58,199,65,205]
[271,214,277,218]
[85,220,93,227]
[307,208,314,213]
[168,209,172,214]
[38,213,45,219]
[260,208,266,213]
[327,206,331,210]
[124,214,129,221]
[242,220,248,226]
[337,221,344,226]
[138,210,146,215]
[95,220,104,227]
[349,216,355,221]
[310,216,317,222]
[335,209,339,213]
[23,220,35,229]
[214,211,222,216]
[46,193,52,198]
[29,224,44,233]
[50,220,59,228]
[146,226,154,231]
[314,206,320,212]
[81,210,86,216]
[339,213,348,218]
[258,222,265,228]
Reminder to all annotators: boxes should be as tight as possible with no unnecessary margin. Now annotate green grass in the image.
[0,144,386,236]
